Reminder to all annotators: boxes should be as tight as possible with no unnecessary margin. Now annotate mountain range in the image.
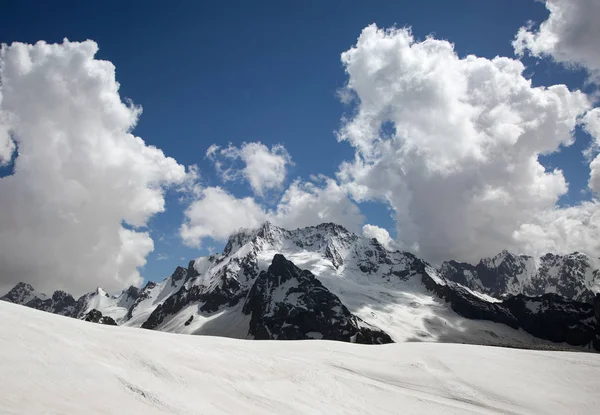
[2,222,600,350]
[441,250,599,303]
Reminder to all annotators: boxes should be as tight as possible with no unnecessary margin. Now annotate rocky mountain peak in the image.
[222,222,357,259]
[223,222,288,256]
[255,221,277,238]
[268,253,295,277]
[50,290,78,315]
[171,266,188,282]
[1,281,45,304]
[51,290,74,303]
[123,286,140,300]
[223,228,256,256]
[480,250,527,268]
[314,222,351,235]
[94,287,109,297]
[13,282,35,292]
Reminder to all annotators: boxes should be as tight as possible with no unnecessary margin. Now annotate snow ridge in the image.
[2,300,599,415]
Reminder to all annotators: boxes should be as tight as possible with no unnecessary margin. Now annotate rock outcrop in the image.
[82,309,117,326]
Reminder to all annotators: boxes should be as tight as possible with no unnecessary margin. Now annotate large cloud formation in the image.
[513,0,600,81]
[0,40,190,295]
[181,23,600,263]
[336,25,597,263]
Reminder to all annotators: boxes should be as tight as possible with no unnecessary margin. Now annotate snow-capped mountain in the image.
[2,282,48,305]
[135,222,529,345]
[440,250,600,303]
[0,282,140,323]
[2,222,599,349]
[1,282,80,317]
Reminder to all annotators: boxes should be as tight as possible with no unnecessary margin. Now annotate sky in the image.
[1,0,599,295]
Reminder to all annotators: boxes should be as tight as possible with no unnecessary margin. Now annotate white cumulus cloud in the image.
[207,142,292,197]
[513,201,600,261]
[180,187,269,246]
[362,224,396,251]
[513,0,600,81]
[180,177,364,246]
[0,40,191,295]
[337,25,594,263]
[273,178,364,232]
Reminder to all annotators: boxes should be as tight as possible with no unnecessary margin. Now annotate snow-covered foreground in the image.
[1,302,598,415]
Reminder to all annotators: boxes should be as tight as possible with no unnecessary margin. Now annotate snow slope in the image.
[77,287,137,322]
[0,301,598,415]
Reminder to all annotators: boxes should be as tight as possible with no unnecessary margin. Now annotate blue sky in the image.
[1,0,598,290]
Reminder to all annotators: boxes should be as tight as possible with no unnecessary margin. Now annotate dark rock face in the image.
[422,274,517,329]
[142,253,257,330]
[141,286,191,329]
[170,266,187,286]
[83,309,117,326]
[243,254,393,344]
[126,283,154,320]
[356,238,392,274]
[123,286,140,301]
[440,251,598,303]
[141,275,245,330]
[422,273,599,350]
[503,294,596,346]
[50,290,78,315]
[184,261,200,281]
